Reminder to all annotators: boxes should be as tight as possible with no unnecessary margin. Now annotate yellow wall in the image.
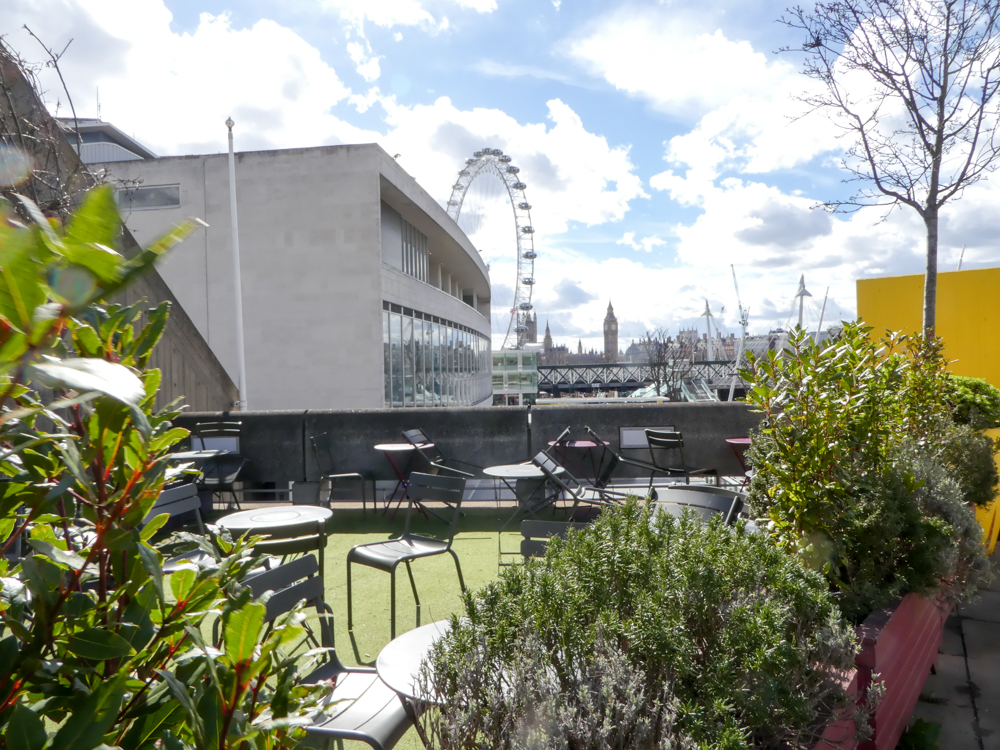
[856,267,1000,388]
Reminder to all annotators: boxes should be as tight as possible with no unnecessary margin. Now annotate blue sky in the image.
[6,0,1000,350]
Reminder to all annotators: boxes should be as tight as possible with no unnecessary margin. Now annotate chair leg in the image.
[347,559,354,631]
[405,561,420,629]
[449,549,466,592]
[390,568,396,640]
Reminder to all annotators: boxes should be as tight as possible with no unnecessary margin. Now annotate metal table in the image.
[374,442,434,514]
[484,464,567,554]
[376,619,452,703]
[216,505,332,536]
[725,437,752,487]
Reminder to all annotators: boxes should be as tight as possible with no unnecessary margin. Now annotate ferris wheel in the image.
[445,147,535,350]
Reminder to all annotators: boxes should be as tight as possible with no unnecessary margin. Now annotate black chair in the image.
[519,519,591,559]
[310,432,375,515]
[347,472,466,639]
[644,429,719,486]
[401,428,481,479]
[191,421,247,510]
[143,482,206,534]
[530,451,646,521]
[240,555,413,750]
[655,486,744,525]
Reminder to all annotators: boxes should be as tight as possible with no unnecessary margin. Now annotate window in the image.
[116,184,181,211]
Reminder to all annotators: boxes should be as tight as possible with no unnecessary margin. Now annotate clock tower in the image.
[603,301,618,361]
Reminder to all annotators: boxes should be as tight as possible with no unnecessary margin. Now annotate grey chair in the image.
[520,519,591,559]
[402,428,481,479]
[240,555,413,750]
[347,472,466,639]
[643,429,718,486]
[310,432,375,514]
[191,421,247,510]
[143,482,206,534]
[655,486,744,525]
[530,451,648,520]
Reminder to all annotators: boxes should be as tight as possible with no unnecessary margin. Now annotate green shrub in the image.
[421,500,857,750]
[743,324,991,623]
[0,187,326,749]
[946,375,1000,428]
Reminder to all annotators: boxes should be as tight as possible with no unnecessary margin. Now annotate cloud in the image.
[473,60,576,85]
[321,0,494,35]
[347,41,382,81]
[735,200,832,248]
[550,278,597,309]
[616,232,666,252]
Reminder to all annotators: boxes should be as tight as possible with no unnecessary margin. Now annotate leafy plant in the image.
[0,186,326,749]
[421,500,858,750]
[946,375,1000,429]
[742,323,991,622]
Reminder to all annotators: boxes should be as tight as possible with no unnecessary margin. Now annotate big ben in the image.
[603,301,618,361]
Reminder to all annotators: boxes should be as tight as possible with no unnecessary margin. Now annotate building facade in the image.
[99,141,492,410]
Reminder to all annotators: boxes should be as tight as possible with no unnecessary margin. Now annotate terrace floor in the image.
[911,544,1000,750]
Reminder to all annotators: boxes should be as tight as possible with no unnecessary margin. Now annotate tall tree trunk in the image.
[923,207,939,336]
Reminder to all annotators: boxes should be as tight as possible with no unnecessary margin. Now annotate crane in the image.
[728,265,750,402]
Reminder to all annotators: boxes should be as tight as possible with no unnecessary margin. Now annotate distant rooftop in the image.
[56,117,157,163]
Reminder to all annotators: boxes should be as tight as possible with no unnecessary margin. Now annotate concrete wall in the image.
[175,402,760,485]
[0,52,236,412]
[101,143,490,412]
[857,267,1000,387]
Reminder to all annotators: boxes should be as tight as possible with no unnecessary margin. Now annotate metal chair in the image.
[519,519,591,559]
[530,451,645,521]
[240,555,413,750]
[644,429,719,486]
[655,486,744,525]
[347,472,466,639]
[401,428,481,479]
[143,482,206,534]
[310,432,375,515]
[190,421,247,510]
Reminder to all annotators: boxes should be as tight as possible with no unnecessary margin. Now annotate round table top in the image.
[377,619,452,702]
[725,437,752,446]
[373,442,433,452]
[217,505,332,534]
[483,463,564,479]
[168,449,227,462]
[547,440,610,449]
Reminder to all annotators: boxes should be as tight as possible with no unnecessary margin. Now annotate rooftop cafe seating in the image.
[347,472,466,639]
[239,554,414,750]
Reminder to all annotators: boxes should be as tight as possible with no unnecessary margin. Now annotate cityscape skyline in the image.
[5,0,1000,351]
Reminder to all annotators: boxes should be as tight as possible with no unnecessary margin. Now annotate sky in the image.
[5,0,1000,351]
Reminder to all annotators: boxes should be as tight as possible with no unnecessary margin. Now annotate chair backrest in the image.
[665,485,745,500]
[191,421,241,452]
[657,487,743,524]
[240,554,335,649]
[144,482,205,533]
[402,428,448,468]
[531,452,586,499]
[520,520,590,558]
[245,517,329,554]
[403,472,466,541]
[620,426,674,449]
[310,432,337,475]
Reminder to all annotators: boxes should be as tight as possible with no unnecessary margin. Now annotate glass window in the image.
[383,310,390,407]
[117,184,181,211]
[390,313,403,407]
[403,316,414,407]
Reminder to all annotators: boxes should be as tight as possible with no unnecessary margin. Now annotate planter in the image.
[815,592,952,750]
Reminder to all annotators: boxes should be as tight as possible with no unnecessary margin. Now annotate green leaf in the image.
[140,513,169,541]
[5,704,47,750]
[28,539,87,570]
[66,627,134,660]
[51,674,126,750]
[224,601,266,666]
[137,542,164,602]
[0,223,45,332]
[63,186,123,283]
[120,700,185,750]
[28,357,145,406]
[155,669,202,746]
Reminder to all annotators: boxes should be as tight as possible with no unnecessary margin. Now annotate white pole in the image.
[814,287,829,346]
[226,117,248,411]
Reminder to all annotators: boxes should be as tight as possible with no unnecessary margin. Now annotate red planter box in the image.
[815,592,953,750]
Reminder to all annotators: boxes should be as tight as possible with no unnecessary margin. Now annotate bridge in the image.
[536,361,739,396]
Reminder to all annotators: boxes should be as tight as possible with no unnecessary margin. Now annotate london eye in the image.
[445,148,536,349]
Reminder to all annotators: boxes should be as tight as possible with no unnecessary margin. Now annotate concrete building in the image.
[98,140,492,410]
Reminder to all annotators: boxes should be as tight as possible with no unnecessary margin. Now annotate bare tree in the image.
[782,0,1000,334]
[640,328,694,400]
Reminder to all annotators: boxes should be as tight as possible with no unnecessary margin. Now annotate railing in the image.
[537,361,736,390]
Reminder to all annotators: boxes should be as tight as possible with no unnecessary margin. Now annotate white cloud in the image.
[616,232,665,252]
[321,0,494,35]
[4,2,366,155]
[347,41,382,81]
